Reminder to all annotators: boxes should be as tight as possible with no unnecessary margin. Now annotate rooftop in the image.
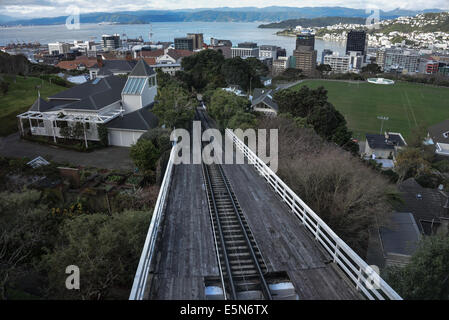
[106,103,158,131]
[428,119,449,144]
[31,76,127,112]
[366,133,406,150]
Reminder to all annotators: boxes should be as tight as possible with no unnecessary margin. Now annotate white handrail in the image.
[129,146,177,300]
[225,128,402,300]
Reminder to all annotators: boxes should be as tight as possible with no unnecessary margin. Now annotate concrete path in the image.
[0,133,134,170]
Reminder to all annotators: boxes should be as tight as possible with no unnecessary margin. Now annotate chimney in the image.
[96,54,103,67]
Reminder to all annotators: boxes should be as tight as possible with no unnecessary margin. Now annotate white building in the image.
[324,53,351,73]
[259,45,278,59]
[231,42,259,58]
[18,59,158,147]
[48,42,71,55]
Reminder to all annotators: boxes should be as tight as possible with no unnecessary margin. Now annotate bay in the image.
[0,21,346,61]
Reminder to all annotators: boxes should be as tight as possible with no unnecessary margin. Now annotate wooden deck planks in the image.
[222,163,362,300]
[147,164,220,299]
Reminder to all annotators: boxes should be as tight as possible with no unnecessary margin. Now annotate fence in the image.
[225,128,402,300]
[129,145,177,300]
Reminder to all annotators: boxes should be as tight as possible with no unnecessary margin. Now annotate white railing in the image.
[225,129,402,300]
[129,145,177,300]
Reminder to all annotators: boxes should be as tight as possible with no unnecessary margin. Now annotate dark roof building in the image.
[251,88,279,115]
[427,120,449,156]
[397,178,449,234]
[366,133,406,150]
[428,119,449,145]
[106,104,158,131]
[20,59,159,148]
[364,132,407,160]
[91,59,137,78]
[367,212,421,268]
[129,58,156,77]
[346,30,367,56]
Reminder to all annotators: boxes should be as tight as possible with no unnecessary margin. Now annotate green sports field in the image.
[0,75,67,137]
[292,80,449,141]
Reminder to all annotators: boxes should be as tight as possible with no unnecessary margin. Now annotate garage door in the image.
[108,129,143,147]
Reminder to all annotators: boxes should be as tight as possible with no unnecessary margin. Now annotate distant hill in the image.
[3,7,444,26]
[258,17,367,29]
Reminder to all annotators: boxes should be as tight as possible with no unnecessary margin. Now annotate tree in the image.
[361,63,382,74]
[97,124,109,146]
[258,116,393,255]
[72,122,85,141]
[227,111,257,130]
[221,57,263,92]
[130,138,160,173]
[208,89,251,129]
[316,63,332,76]
[178,49,226,91]
[386,234,449,300]
[41,210,150,299]
[395,147,432,183]
[0,190,58,300]
[139,127,172,153]
[274,86,328,118]
[245,57,269,78]
[153,82,195,129]
[0,80,9,95]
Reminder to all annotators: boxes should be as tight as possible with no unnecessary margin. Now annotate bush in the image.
[40,210,151,299]
[130,139,160,174]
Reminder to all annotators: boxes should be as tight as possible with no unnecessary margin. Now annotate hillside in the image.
[258,17,367,29]
[3,7,444,26]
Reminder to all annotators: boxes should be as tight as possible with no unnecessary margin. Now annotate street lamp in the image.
[377,116,389,134]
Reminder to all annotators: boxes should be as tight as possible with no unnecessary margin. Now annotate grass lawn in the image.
[0,74,67,137]
[292,80,449,141]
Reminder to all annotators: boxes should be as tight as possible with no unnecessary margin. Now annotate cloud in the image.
[1,0,448,18]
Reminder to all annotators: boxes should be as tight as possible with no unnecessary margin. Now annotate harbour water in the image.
[0,21,346,60]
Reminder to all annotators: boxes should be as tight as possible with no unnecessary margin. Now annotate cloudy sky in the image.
[1,0,448,18]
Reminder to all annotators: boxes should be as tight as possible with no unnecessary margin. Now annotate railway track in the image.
[197,107,272,300]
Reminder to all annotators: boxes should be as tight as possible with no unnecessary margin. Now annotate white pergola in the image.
[17,109,123,148]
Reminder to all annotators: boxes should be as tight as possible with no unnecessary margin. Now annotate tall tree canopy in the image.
[274,86,358,154]
[386,234,449,300]
[152,82,195,129]
[208,89,252,129]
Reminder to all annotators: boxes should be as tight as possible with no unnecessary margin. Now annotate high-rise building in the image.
[293,32,317,75]
[174,37,194,51]
[102,34,121,51]
[187,33,204,50]
[346,30,367,56]
[296,33,315,51]
[293,50,317,75]
[384,49,420,73]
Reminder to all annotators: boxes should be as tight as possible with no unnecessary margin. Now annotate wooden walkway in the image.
[145,157,362,300]
[146,164,220,299]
